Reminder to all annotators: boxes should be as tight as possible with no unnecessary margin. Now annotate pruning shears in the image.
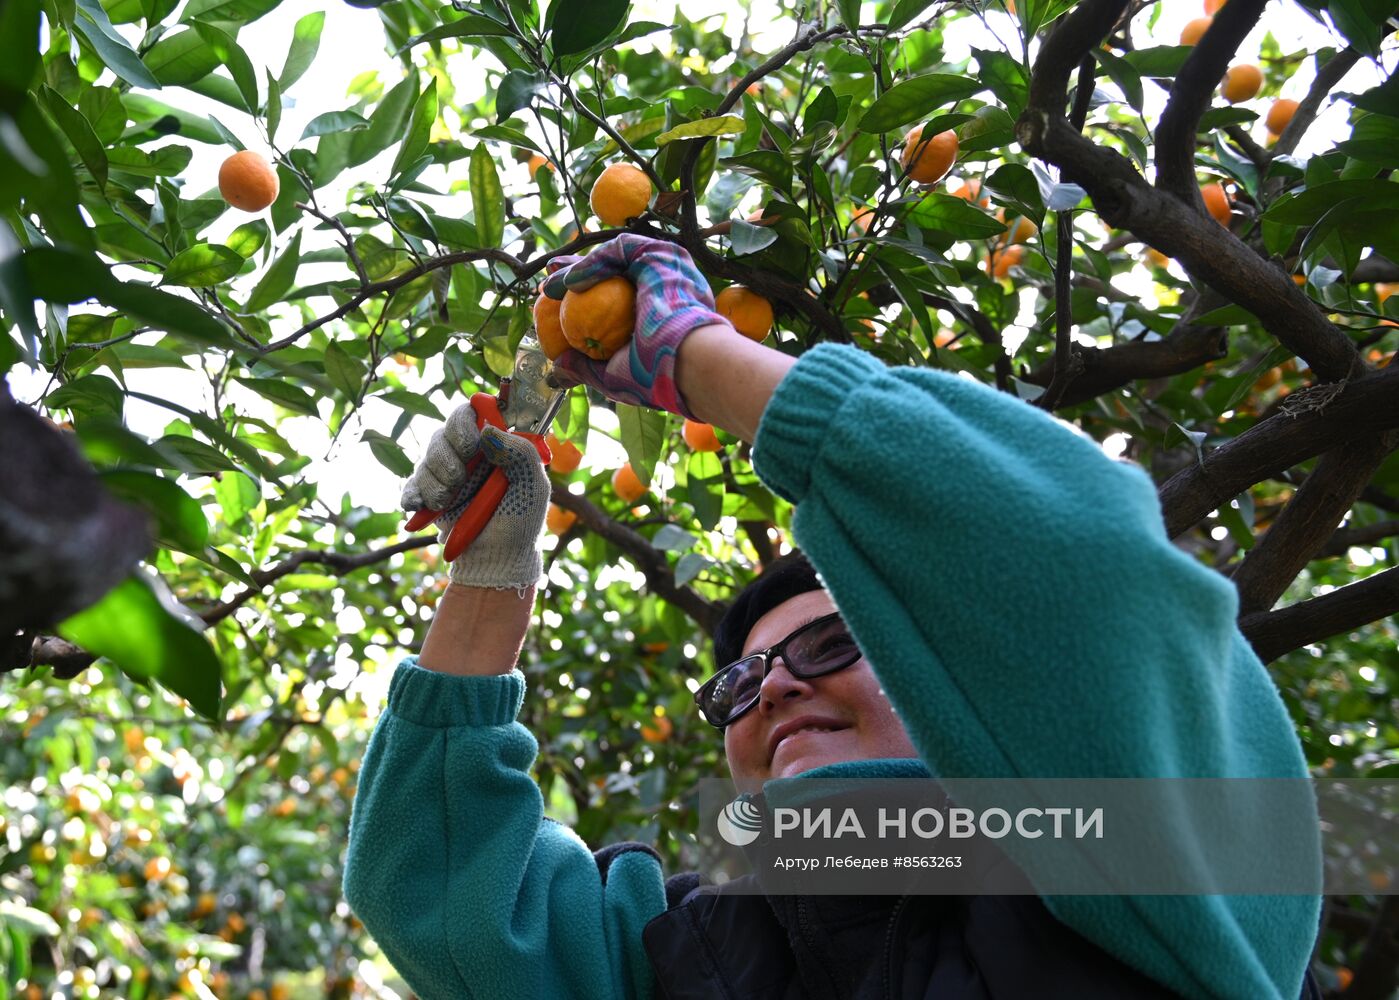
[404,337,568,561]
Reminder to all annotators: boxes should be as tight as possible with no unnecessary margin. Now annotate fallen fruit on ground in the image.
[612,463,646,503]
[590,162,652,227]
[534,291,567,359]
[545,433,582,474]
[715,284,774,341]
[218,150,279,212]
[1200,182,1231,226]
[546,503,577,535]
[682,420,722,452]
[1266,98,1299,136]
[900,125,957,185]
[1221,64,1263,104]
[560,276,637,360]
[1180,17,1212,45]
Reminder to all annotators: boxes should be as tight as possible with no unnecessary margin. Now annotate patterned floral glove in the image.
[542,235,729,417]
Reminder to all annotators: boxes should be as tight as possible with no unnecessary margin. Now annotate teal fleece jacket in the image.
[343,344,1320,1000]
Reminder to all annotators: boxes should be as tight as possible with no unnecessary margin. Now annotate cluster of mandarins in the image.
[1168,0,1300,251]
[890,123,1038,280]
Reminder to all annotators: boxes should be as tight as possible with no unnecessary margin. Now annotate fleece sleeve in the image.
[342,659,665,1000]
[751,344,1321,1000]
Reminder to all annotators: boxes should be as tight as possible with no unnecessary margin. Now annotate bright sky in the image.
[10,1,1389,524]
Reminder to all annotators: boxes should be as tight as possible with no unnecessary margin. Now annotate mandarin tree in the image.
[2,0,1397,996]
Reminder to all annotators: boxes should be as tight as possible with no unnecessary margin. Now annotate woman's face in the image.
[723,589,918,794]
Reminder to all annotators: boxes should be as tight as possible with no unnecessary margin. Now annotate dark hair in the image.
[711,551,824,668]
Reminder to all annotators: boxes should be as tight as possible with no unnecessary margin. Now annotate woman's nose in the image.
[756,657,815,714]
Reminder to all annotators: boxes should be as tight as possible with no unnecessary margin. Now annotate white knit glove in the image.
[400,401,549,590]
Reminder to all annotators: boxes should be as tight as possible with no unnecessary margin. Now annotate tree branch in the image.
[1023,322,1229,407]
[1016,0,1365,384]
[200,536,434,626]
[1318,517,1399,558]
[1271,47,1363,159]
[1157,362,1399,537]
[260,248,527,353]
[1240,564,1399,662]
[549,485,725,632]
[1154,0,1267,203]
[1229,431,1399,615]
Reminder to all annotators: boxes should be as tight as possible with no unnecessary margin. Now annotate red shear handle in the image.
[403,392,510,533]
[440,431,552,562]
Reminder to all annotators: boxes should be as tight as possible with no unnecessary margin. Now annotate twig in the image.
[297,201,369,288]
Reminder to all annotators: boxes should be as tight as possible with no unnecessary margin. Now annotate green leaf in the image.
[23,248,232,348]
[155,434,239,474]
[237,377,319,416]
[265,69,281,142]
[39,85,108,190]
[685,450,723,531]
[47,374,124,422]
[1263,179,1399,226]
[907,194,1006,239]
[878,258,935,343]
[226,220,269,258]
[99,470,209,551]
[300,111,369,141]
[395,14,513,54]
[887,0,936,30]
[80,85,127,144]
[193,23,258,114]
[656,115,746,145]
[617,404,668,486]
[1095,46,1143,112]
[180,0,282,24]
[1350,72,1399,117]
[497,69,543,123]
[972,49,1030,120]
[4,98,92,248]
[215,471,259,525]
[244,229,302,313]
[1122,45,1193,79]
[390,79,437,180]
[120,94,221,145]
[143,28,222,85]
[106,144,193,177]
[549,0,629,56]
[72,0,160,89]
[324,341,364,398]
[0,0,41,111]
[59,574,222,717]
[162,243,243,286]
[349,75,417,167]
[279,10,325,90]
[858,74,981,133]
[469,144,504,250]
[362,429,414,477]
[730,220,778,255]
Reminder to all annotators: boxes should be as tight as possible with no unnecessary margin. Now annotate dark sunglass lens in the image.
[702,656,764,724]
[789,618,859,673]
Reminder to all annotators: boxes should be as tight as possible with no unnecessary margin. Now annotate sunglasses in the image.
[694,613,863,728]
